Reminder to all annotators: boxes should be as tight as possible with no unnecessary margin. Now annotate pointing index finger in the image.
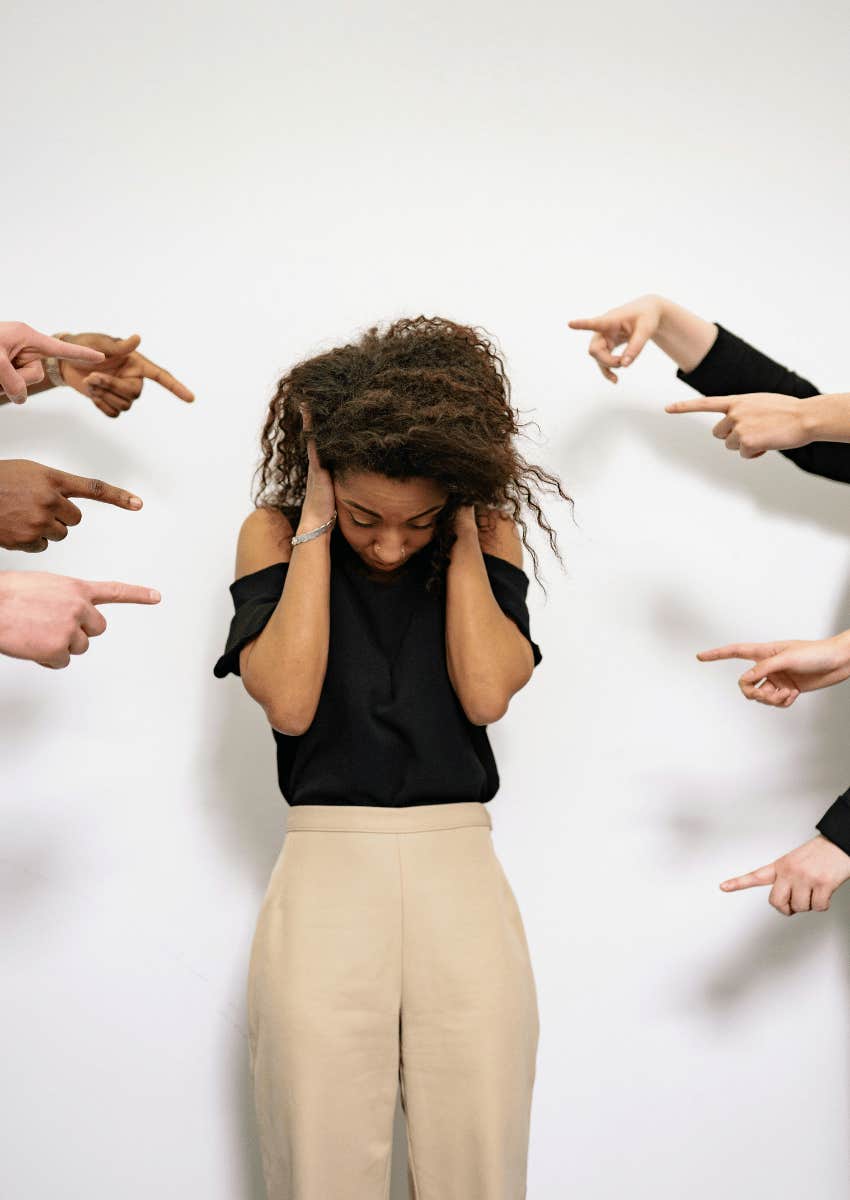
[720,864,777,891]
[136,352,195,402]
[53,470,143,510]
[26,331,106,364]
[83,580,162,605]
[697,644,761,662]
[665,397,731,415]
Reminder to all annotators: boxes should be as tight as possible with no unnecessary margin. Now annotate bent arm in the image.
[234,508,331,735]
[445,510,535,725]
[659,307,850,485]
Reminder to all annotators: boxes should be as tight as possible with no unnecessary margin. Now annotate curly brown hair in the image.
[254,315,571,593]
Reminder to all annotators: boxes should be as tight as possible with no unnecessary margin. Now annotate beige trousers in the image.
[247,801,540,1200]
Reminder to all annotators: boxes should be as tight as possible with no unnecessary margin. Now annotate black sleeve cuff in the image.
[815,790,850,857]
[213,562,288,679]
[676,323,820,401]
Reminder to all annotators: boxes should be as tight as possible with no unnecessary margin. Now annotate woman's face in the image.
[333,470,449,574]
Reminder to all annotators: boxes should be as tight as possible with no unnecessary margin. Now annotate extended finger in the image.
[136,353,194,401]
[567,317,607,333]
[719,863,776,891]
[53,471,142,510]
[697,644,764,662]
[665,397,731,415]
[28,332,106,364]
[84,580,161,605]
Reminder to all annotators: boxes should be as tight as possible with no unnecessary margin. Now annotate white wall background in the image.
[3,1,850,1195]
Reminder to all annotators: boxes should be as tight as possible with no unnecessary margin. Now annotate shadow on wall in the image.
[203,646,412,1200]
[563,399,850,1085]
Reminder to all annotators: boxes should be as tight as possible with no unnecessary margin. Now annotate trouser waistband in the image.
[285,801,492,834]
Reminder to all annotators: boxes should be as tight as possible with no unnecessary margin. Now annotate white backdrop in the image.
[3,1,850,1196]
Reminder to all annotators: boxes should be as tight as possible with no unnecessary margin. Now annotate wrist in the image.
[44,332,72,390]
[805,393,850,443]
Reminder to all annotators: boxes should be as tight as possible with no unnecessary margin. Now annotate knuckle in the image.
[88,478,106,498]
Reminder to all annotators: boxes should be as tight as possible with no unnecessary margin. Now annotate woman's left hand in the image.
[664,392,815,458]
[59,331,195,418]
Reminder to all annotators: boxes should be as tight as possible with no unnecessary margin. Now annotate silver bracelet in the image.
[44,331,72,388]
[291,509,337,546]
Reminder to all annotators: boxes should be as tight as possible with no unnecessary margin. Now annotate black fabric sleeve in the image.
[676,324,850,485]
[815,789,850,858]
[483,553,542,667]
[213,562,288,679]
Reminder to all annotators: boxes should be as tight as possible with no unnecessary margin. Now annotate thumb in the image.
[741,653,790,683]
[620,319,652,367]
[109,333,142,358]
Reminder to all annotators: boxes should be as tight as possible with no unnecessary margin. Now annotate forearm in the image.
[240,529,331,733]
[652,299,719,373]
[445,527,534,725]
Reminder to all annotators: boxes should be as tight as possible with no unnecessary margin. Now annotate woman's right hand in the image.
[298,401,337,527]
[568,295,666,383]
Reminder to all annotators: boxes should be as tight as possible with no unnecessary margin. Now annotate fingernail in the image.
[129,496,143,509]
[720,882,732,890]
[11,393,27,404]
[149,588,161,602]
[621,355,632,366]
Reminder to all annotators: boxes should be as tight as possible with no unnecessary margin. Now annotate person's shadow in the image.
[203,642,413,1199]
[563,401,850,1028]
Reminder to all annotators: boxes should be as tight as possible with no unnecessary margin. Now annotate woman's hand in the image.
[664,392,816,458]
[568,295,666,382]
[298,402,336,527]
[59,331,194,418]
[720,836,850,915]
[697,633,850,708]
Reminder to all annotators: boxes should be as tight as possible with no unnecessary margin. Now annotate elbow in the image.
[263,702,315,736]
[462,691,510,727]
[242,672,316,736]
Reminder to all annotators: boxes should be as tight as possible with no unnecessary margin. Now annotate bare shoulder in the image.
[476,509,524,569]
[235,507,294,577]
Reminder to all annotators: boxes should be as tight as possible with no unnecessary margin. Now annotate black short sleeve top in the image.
[214,511,542,807]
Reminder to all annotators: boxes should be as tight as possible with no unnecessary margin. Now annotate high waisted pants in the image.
[247,801,540,1200]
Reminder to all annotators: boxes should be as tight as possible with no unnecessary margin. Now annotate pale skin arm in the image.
[568,294,850,456]
[445,506,535,725]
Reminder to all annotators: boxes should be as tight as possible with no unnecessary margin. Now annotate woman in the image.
[569,294,850,915]
[214,316,570,1200]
